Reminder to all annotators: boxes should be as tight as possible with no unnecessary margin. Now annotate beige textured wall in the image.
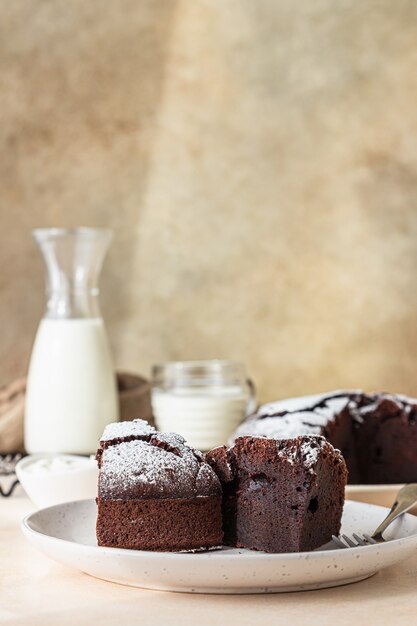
[1,0,417,403]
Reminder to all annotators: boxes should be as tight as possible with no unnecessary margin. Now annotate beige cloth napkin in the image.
[0,373,153,454]
[0,378,26,453]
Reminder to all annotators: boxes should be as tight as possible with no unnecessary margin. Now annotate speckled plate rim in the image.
[21,499,417,561]
[20,499,417,593]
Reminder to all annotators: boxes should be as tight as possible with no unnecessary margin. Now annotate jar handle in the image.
[245,378,257,416]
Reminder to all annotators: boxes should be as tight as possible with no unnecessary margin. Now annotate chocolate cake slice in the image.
[206,435,347,553]
[96,419,223,551]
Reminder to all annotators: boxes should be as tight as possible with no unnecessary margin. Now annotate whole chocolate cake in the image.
[231,391,417,484]
[96,419,223,551]
[206,435,347,553]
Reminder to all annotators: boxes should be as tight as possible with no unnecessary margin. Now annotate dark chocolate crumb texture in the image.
[231,391,417,484]
[206,435,347,553]
[96,419,223,551]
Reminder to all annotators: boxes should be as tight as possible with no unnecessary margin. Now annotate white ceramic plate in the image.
[21,499,417,594]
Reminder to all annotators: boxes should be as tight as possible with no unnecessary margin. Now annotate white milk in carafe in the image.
[25,318,119,454]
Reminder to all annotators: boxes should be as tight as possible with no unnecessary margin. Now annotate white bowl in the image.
[16,454,98,509]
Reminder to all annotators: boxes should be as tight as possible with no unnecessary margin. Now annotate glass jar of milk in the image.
[151,360,256,451]
[25,228,119,455]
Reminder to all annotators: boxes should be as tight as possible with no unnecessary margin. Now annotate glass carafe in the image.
[25,228,119,454]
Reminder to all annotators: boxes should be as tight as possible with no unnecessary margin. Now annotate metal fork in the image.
[332,483,417,549]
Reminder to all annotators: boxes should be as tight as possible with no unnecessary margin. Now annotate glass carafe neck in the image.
[33,228,112,319]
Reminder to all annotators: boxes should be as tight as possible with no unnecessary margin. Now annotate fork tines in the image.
[332,533,378,549]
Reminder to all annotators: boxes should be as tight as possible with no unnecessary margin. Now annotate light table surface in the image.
[2,494,417,626]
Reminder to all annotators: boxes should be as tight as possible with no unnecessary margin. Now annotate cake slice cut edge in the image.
[206,435,347,553]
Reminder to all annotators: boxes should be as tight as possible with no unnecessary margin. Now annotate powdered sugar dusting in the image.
[98,418,221,500]
[151,430,186,449]
[195,462,222,494]
[233,413,324,440]
[234,390,417,447]
[276,435,327,471]
[100,418,156,442]
[257,391,359,418]
[99,436,220,499]
[299,437,325,468]
[232,397,350,442]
